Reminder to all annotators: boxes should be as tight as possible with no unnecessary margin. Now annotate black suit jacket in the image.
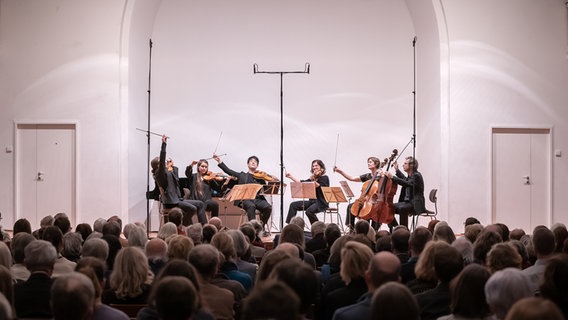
[392,169,426,214]
[14,272,54,318]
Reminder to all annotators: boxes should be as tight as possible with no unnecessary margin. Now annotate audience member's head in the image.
[208,217,223,231]
[484,268,533,319]
[186,223,203,245]
[75,223,92,242]
[188,244,219,281]
[504,297,563,320]
[227,229,250,260]
[433,225,456,244]
[275,242,300,260]
[427,219,440,234]
[323,223,342,249]
[101,234,122,270]
[531,225,555,258]
[269,259,318,315]
[107,215,123,231]
[0,244,11,270]
[11,232,35,264]
[452,237,474,265]
[449,263,492,318]
[51,272,95,320]
[167,208,183,228]
[109,246,150,300]
[211,231,236,262]
[354,220,370,236]
[391,227,410,255]
[102,220,121,237]
[539,253,568,315]
[279,224,305,248]
[127,225,148,248]
[202,224,218,243]
[157,222,178,241]
[464,223,484,243]
[54,216,72,234]
[93,218,106,233]
[371,282,419,320]
[486,242,522,273]
[340,241,374,285]
[145,237,168,264]
[494,223,510,241]
[310,221,326,238]
[414,241,448,283]
[42,225,64,253]
[241,280,301,320]
[13,218,32,235]
[433,242,463,283]
[155,276,199,320]
[289,216,306,230]
[473,230,503,264]
[256,249,291,283]
[464,217,480,227]
[62,232,83,262]
[508,228,525,241]
[75,256,107,300]
[552,225,568,253]
[167,235,193,261]
[367,251,401,290]
[81,238,109,261]
[409,226,432,257]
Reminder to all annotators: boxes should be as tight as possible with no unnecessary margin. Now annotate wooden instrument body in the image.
[350,174,380,220]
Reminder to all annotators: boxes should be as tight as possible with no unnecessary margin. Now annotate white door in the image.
[16,123,76,228]
[492,128,550,233]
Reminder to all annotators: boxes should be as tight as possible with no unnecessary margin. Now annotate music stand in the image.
[261,181,286,232]
[321,186,348,232]
[339,180,355,206]
[223,183,263,227]
[290,181,317,200]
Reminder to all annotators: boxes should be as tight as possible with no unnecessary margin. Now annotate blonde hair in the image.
[110,247,151,299]
[414,240,449,282]
[211,231,236,261]
[167,235,194,261]
[339,241,373,285]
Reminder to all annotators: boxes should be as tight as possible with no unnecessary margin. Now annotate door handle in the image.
[37,171,44,181]
[523,175,530,185]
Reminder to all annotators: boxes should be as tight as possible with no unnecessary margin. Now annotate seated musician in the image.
[212,154,272,234]
[334,157,382,231]
[185,159,233,218]
[151,135,206,226]
[285,159,329,225]
[384,156,426,230]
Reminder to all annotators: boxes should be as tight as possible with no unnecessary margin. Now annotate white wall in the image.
[1,0,567,233]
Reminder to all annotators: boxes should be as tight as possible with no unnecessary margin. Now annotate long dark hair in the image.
[311,159,326,175]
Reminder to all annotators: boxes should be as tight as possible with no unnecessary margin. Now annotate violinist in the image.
[285,160,329,225]
[213,154,272,234]
[334,157,381,230]
[384,156,426,229]
[151,135,206,226]
[185,159,232,219]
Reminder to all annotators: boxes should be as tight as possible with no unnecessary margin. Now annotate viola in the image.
[252,171,274,181]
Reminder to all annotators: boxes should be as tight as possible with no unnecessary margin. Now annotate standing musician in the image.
[384,156,426,229]
[151,135,207,226]
[212,154,272,233]
[285,160,330,225]
[334,157,382,230]
[185,159,232,218]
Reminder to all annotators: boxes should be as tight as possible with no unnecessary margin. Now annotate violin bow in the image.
[333,133,340,168]
[213,131,223,155]
[136,128,170,139]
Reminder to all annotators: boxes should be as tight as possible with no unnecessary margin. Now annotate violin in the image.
[253,171,276,181]
[312,168,325,180]
[202,171,228,182]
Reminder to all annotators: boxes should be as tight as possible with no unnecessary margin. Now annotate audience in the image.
[4,214,568,320]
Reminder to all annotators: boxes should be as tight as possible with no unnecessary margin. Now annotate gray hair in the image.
[289,216,306,230]
[227,229,250,258]
[310,221,326,236]
[81,238,109,261]
[452,237,474,265]
[93,218,107,233]
[128,226,148,248]
[484,268,533,319]
[24,240,57,271]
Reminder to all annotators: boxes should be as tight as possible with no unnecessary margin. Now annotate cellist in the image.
[384,156,426,229]
[333,156,382,231]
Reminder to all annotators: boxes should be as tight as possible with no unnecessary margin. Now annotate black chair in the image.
[411,189,438,230]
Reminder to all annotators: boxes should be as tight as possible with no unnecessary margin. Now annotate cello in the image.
[350,159,387,220]
[372,149,398,224]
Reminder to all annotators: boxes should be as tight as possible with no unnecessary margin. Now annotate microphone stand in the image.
[253,63,310,231]
[412,36,417,160]
[144,39,153,238]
